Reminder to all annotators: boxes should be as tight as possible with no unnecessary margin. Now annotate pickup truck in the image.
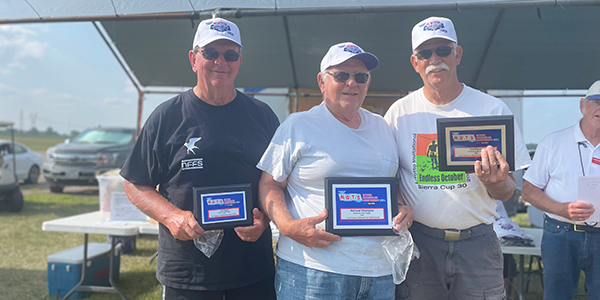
[43,127,136,193]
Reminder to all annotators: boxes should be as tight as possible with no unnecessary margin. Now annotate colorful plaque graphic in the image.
[193,183,253,230]
[437,116,515,172]
[325,177,398,236]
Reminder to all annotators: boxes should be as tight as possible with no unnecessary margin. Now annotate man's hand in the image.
[234,208,269,242]
[394,205,414,231]
[474,145,509,183]
[474,145,515,200]
[164,210,205,241]
[279,209,341,248]
[560,202,595,221]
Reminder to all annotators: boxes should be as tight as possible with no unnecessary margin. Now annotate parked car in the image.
[0,139,43,184]
[0,121,24,212]
[43,127,136,193]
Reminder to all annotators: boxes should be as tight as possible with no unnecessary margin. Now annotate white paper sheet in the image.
[493,200,523,238]
[577,176,600,223]
[110,192,148,221]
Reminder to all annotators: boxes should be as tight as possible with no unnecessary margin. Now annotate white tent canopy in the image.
[2,0,599,131]
[2,0,599,91]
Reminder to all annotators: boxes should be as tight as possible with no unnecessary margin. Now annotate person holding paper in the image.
[384,16,531,299]
[258,42,413,299]
[120,17,279,299]
[522,80,600,300]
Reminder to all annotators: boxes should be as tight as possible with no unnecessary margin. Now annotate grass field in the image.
[0,188,161,300]
[2,187,562,300]
[0,133,65,152]
[0,127,590,300]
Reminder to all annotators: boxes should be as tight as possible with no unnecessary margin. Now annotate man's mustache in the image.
[425,63,450,75]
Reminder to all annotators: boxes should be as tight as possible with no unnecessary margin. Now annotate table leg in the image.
[109,234,129,300]
[519,255,524,300]
[62,234,89,300]
[62,234,130,300]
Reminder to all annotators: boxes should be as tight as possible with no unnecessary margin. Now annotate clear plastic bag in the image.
[382,227,420,284]
[193,229,224,258]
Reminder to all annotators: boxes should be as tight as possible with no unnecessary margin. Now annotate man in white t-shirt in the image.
[258,42,413,299]
[384,16,531,299]
[522,80,600,300]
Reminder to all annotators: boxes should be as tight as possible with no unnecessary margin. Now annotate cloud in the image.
[0,25,47,74]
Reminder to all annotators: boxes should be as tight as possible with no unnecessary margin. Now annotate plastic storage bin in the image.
[97,172,125,212]
[108,235,136,254]
[47,243,121,299]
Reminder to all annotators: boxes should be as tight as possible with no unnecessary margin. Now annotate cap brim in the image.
[353,52,379,71]
[587,94,600,100]
[413,36,457,51]
[195,36,243,49]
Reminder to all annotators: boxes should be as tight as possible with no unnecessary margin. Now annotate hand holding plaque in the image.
[436,116,515,172]
[192,183,253,230]
[474,145,510,182]
[325,177,398,236]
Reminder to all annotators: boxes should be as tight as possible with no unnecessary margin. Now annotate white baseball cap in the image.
[192,17,242,49]
[320,42,379,72]
[586,80,600,100]
[412,16,457,51]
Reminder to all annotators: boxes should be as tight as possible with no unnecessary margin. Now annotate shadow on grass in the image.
[0,198,98,217]
[0,268,49,300]
[0,267,160,300]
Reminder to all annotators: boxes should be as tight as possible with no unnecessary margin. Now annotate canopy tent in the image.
[2,0,599,130]
[2,0,599,91]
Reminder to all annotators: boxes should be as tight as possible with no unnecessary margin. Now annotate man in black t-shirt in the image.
[120,17,278,300]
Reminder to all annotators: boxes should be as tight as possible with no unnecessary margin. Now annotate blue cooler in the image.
[47,243,121,299]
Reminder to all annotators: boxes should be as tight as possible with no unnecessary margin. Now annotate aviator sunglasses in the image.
[415,45,454,60]
[325,71,370,84]
[199,48,240,62]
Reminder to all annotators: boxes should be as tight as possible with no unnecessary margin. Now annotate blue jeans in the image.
[542,216,600,300]
[275,258,394,300]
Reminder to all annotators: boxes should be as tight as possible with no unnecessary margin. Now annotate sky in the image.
[0,22,587,144]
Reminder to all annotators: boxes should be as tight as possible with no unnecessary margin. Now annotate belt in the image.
[411,222,492,241]
[545,217,600,233]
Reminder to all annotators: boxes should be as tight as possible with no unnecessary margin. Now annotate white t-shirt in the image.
[257,103,399,276]
[384,85,531,230]
[523,123,600,227]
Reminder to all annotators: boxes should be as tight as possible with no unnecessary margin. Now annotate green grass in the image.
[0,134,65,152]
[0,188,591,300]
[0,191,161,300]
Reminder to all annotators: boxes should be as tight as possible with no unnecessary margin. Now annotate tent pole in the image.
[472,10,504,89]
[137,91,145,136]
[92,21,145,135]
[283,16,300,112]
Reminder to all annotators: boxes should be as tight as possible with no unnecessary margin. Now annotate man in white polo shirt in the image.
[385,16,531,299]
[522,80,600,300]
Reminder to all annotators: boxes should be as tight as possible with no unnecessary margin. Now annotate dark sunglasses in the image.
[199,48,240,62]
[415,46,454,60]
[325,71,370,84]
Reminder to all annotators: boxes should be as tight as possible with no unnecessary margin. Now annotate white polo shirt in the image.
[523,122,600,226]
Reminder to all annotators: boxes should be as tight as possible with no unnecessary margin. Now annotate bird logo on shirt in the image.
[184,137,201,155]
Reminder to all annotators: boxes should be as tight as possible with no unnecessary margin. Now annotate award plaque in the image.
[192,183,253,230]
[436,115,515,172]
[324,177,398,236]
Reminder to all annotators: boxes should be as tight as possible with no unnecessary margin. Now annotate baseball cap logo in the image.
[420,21,447,33]
[209,21,231,33]
[340,44,363,54]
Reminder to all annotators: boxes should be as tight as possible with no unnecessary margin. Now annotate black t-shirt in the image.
[120,89,279,290]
